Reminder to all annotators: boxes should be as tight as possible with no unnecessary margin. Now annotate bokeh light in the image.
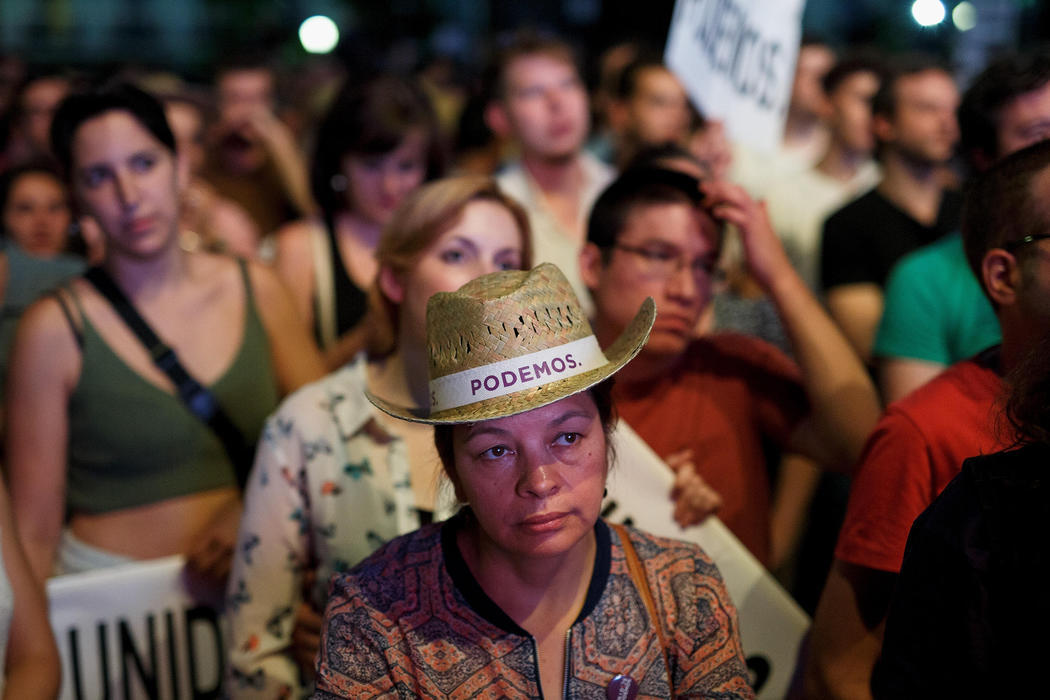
[952,2,977,31]
[299,15,339,54]
[911,0,947,27]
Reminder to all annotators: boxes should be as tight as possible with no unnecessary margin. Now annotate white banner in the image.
[47,557,226,700]
[604,422,809,699]
[664,0,807,153]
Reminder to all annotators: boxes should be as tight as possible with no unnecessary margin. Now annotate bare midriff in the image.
[69,486,239,559]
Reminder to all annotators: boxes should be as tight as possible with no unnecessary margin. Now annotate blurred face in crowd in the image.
[790,44,835,119]
[165,100,206,178]
[70,110,180,261]
[827,70,881,155]
[584,199,721,358]
[20,76,70,155]
[2,171,71,257]
[877,69,960,165]
[626,66,692,146]
[494,53,589,162]
[996,81,1050,159]
[449,391,608,562]
[384,199,525,347]
[214,67,275,172]
[343,131,429,228]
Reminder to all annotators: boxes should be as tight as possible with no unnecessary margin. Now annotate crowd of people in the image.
[0,26,1047,700]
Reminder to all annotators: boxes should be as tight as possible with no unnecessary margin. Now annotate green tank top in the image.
[65,260,279,513]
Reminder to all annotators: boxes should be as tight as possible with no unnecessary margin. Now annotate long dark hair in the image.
[309,74,443,228]
[50,82,175,177]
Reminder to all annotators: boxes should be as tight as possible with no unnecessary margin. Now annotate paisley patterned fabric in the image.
[314,514,754,699]
[226,359,418,698]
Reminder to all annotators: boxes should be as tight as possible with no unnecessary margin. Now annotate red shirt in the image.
[614,333,809,564]
[835,349,1006,573]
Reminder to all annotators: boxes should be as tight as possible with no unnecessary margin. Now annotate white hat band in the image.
[429,335,608,412]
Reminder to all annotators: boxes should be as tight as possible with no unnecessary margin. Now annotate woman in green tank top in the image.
[4,84,326,588]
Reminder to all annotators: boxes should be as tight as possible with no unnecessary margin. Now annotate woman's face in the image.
[343,130,428,227]
[450,392,608,560]
[395,199,524,346]
[2,172,71,257]
[71,110,180,260]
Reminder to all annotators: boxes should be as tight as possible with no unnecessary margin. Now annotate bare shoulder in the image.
[243,257,291,305]
[273,218,318,257]
[12,287,83,382]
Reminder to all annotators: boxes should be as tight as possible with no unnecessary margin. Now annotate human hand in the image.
[186,495,242,586]
[667,449,723,528]
[291,599,323,681]
[700,180,792,291]
[246,108,300,161]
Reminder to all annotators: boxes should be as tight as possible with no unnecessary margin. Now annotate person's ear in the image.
[982,249,1020,307]
[579,242,605,292]
[485,101,512,140]
[872,112,895,144]
[378,265,406,304]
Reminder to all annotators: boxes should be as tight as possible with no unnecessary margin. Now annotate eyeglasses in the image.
[613,243,720,280]
[1003,234,1050,252]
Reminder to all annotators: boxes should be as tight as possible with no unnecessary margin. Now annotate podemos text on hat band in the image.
[429,335,608,412]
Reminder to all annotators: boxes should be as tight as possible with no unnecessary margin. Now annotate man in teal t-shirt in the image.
[873,48,1050,403]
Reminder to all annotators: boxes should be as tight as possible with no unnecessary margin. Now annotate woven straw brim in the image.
[367,296,655,424]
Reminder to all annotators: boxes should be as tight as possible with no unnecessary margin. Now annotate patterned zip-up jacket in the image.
[314,514,754,699]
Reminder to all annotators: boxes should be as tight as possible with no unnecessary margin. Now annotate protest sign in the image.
[48,556,225,700]
[604,422,809,699]
[665,0,807,153]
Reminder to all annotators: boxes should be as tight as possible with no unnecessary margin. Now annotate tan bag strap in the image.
[613,523,673,693]
[309,221,337,349]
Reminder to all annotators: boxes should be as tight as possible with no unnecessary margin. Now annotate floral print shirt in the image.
[226,359,418,698]
[314,514,754,699]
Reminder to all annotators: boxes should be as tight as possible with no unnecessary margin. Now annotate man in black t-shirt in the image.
[819,56,960,363]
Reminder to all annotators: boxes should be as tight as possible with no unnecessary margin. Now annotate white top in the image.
[225,359,418,698]
[763,161,881,290]
[496,153,614,319]
[730,136,827,201]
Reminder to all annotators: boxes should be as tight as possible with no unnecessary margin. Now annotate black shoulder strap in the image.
[84,266,254,488]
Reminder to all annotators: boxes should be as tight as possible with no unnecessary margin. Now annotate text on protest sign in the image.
[665,0,806,153]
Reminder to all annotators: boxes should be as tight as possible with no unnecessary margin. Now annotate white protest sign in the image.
[665,0,807,153]
[603,421,809,699]
[48,556,226,700]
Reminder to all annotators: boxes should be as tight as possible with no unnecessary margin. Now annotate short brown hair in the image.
[962,139,1050,294]
[367,176,533,357]
[487,30,580,101]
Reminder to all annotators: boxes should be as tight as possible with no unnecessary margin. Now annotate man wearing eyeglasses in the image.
[578,167,880,566]
[805,55,1050,700]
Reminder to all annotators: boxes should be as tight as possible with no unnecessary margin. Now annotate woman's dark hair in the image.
[309,74,443,225]
[433,379,618,497]
[0,160,67,219]
[50,82,175,177]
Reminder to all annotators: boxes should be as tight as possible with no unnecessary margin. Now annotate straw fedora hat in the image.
[367,262,655,424]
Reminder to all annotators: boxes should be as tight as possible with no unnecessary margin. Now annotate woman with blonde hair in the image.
[226,175,531,698]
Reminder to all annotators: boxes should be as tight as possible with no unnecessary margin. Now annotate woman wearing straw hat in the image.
[226,176,532,697]
[313,263,754,699]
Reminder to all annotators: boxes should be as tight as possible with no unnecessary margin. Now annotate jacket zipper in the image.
[530,630,574,699]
